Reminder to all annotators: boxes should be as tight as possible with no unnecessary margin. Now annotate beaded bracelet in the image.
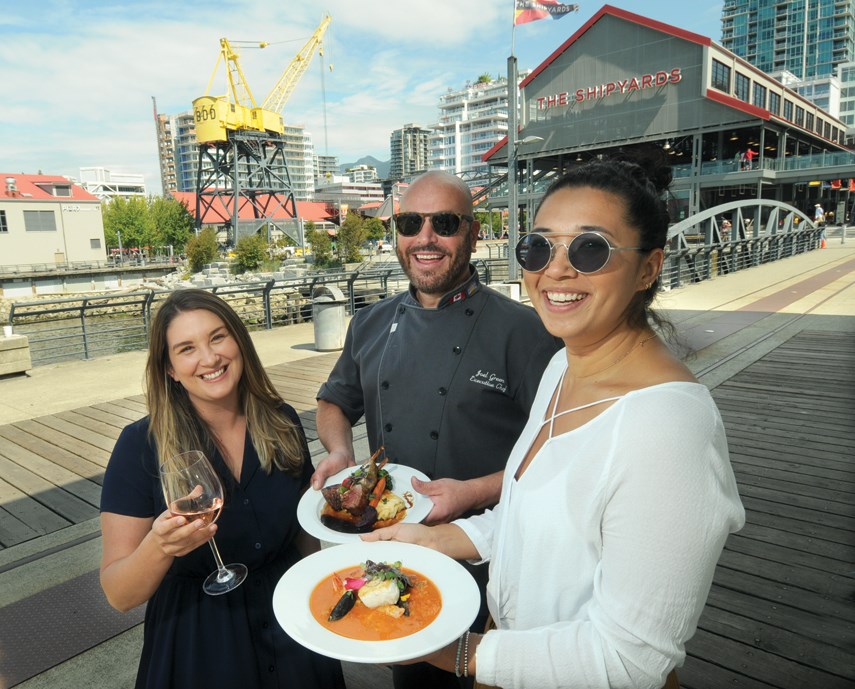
[463,630,471,678]
[455,632,466,678]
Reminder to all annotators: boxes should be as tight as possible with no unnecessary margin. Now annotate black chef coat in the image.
[317,269,561,483]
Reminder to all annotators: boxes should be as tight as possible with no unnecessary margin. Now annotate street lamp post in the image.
[505,55,543,282]
[507,135,544,281]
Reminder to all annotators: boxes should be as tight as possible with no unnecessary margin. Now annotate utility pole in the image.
[507,55,520,282]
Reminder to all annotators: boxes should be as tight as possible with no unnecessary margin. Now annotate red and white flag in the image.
[514,0,579,26]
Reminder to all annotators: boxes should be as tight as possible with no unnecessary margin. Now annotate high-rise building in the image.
[428,75,527,184]
[173,112,199,194]
[314,154,338,187]
[721,0,855,80]
[838,61,855,133]
[282,124,316,201]
[155,110,201,194]
[389,124,431,180]
[154,112,177,194]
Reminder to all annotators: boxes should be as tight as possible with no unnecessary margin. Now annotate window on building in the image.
[753,83,767,109]
[783,100,793,120]
[824,122,832,139]
[53,185,72,197]
[815,116,823,135]
[711,59,731,92]
[90,238,101,249]
[735,72,750,102]
[768,91,780,115]
[805,112,814,131]
[0,210,7,233]
[795,106,805,127]
[23,210,57,232]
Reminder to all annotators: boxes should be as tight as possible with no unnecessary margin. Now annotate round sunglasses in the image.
[515,231,644,274]
[393,211,474,237]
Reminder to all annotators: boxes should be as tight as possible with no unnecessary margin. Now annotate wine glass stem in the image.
[207,538,235,583]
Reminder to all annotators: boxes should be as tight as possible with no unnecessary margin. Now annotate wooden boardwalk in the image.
[0,331,853,687]
[0,353,340,551]
[681,330,855,689]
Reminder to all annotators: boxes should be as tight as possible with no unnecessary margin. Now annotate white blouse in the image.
[455,350,745,689]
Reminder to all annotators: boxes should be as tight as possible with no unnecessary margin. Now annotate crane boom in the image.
[215,38,260,109]
[192,16,332,144]
[261,14,331,114]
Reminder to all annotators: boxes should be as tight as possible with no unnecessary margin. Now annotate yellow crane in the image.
[193,14,332,144]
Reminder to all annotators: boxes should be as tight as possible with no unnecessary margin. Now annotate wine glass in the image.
[159,450,248,595]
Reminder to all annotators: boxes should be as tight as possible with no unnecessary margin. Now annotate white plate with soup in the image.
[273,541,479,663]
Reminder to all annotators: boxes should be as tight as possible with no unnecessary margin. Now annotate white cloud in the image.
[1,0,729,193]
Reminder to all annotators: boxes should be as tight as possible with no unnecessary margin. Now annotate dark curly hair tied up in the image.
[536,145,674,333]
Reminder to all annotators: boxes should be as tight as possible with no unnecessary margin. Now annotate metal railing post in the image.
[262,280,274,329]
[81,299,90,360]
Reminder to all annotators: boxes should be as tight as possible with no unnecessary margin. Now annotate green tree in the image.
[307,227,336,268]
[474,210,503,239]
[363,217,386,242]
[336,213,368,263]
[185,227,219,273]
[149,195,194,255]
[102,197,154,251]
[232,233,268,273]
[477,73,492,84]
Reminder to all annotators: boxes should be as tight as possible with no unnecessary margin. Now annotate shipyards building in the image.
[486,4,854,226]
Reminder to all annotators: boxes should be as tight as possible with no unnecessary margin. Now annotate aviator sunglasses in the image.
[515,231,644,274]
[393,211,474,237]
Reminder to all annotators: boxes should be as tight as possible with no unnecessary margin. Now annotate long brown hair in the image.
[145,288,304,475]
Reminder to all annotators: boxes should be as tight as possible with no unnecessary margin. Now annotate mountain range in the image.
[339,155,390,180]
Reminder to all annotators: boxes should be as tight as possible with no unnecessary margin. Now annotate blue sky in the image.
[1,1,723,194]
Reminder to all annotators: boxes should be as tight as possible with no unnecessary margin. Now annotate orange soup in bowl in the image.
[310,564,441,641]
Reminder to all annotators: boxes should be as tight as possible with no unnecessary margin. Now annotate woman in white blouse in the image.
[365,150,745,689]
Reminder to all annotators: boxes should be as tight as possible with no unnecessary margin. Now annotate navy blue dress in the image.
[100,406,345,689]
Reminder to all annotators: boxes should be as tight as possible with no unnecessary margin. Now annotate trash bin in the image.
[312,285,347,351]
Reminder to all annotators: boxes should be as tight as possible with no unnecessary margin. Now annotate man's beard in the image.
[398,242,473,296]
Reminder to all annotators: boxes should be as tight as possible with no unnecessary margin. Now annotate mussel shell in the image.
[328,590,356,621]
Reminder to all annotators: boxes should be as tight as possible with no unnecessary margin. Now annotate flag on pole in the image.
[514,0,579,26]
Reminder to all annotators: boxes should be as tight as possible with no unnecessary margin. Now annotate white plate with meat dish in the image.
[298,461,434,544]
[272,541,480,663]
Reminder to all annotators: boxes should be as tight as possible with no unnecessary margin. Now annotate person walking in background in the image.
[99,289,344,689]
[744,146,756,170]
[366,152,745,689]
[312,169,562,689]
[815,203,827,247]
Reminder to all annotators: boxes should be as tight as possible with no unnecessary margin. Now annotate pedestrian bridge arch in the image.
[663,199,821,287]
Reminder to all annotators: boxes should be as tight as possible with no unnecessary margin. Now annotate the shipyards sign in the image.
[536,67,682,109]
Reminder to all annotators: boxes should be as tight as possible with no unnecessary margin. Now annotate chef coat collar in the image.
[406,265,481,310]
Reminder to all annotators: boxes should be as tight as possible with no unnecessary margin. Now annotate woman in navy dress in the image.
[100,289,344,689]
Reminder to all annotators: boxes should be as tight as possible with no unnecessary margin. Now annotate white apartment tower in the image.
[389,124,431,180]
[173,112,199,193]
[345,164,378,183]
[429,76,523,183]
[282,124,316,201]
[314,154,338,187]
